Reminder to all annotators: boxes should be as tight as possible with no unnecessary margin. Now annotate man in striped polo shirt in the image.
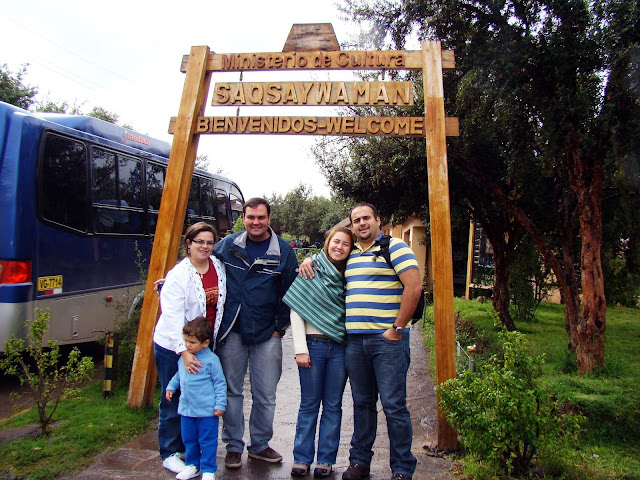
[342,203,423,480]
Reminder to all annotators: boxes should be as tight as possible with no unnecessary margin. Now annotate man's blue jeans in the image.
[155,342,184,460]
[293,337,347,466]
[345,332,417,476]
[217,331,283,454]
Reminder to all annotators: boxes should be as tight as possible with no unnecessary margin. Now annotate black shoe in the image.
[391,474,412,480]
[314,463,332,477]
[224,451,242,469]
[342,463,370,480]
[291,463,310,476]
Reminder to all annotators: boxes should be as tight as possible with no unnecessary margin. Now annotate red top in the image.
[199,258,219,328]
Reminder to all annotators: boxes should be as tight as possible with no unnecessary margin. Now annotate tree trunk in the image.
[478,214,518,332]
[571,170,606,372]
[491,238,517,331]
[565,132,607,374]
[571,224,606,372]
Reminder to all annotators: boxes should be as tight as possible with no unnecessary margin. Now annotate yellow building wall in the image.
[384,216,430,287]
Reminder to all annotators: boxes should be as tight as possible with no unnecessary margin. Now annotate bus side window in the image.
[229,190,243,224]
[146,163,165,235]
[216,190,230,234]
[184,176,217,233]
[91,149,144,235]
[186,176,202,229]
[40,134,88,232]
[119,157,144,234]
[92,149,119,233]
[120,157,143,208]
[200,178,215,219]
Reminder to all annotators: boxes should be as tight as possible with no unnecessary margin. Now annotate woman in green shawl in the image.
[283,227,355,478]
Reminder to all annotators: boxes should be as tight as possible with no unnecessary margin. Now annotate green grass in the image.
[423,300,640,479]
[0,381,158,479]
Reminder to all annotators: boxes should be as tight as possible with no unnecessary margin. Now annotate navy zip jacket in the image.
[213,227,298,345]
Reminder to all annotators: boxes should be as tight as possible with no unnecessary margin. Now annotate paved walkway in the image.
[68,325,454,480]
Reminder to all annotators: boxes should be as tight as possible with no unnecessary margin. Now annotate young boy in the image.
[166,317,227,480]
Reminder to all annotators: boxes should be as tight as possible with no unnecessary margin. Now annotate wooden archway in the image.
[127,25,458,450]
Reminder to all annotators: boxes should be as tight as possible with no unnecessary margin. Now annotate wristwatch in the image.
[392,324,404,334]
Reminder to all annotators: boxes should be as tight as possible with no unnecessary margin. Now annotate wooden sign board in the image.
[181,49,455,72]
[168,115,460,137]
[212,81,414,106]
[129,26,458,452]
[283,23,339,52]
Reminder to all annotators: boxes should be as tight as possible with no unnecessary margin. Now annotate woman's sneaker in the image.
[176,464,200,480]
[202,473,215,480]
[162,453,186,473]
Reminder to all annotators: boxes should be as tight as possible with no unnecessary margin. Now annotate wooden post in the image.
[127,46,212,408]
[422,40,458,450]
[465,218,476,299]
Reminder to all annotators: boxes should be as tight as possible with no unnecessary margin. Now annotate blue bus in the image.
[0,101,244,350]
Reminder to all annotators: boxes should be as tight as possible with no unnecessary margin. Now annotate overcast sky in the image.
[0,0,363,199]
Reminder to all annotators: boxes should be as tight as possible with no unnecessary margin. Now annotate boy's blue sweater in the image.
[167,348,227,417]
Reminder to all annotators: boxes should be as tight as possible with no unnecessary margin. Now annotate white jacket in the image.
[153,256,226,354]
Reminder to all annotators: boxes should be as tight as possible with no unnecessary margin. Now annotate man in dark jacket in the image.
[213,197,298,470]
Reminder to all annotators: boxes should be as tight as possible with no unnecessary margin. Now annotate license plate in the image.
[37,275,63,291]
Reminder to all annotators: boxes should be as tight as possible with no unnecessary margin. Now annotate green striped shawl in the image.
[283,251,346,344]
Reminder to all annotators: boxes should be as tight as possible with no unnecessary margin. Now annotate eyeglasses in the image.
[191,239,215,246]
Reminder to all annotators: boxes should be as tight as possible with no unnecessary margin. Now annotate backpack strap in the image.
[373,235,397,275]
[373,235,395,271]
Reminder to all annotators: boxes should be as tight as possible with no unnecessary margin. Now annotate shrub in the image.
[437,330,581,477]
[108,241,146,383]
[111,290,143,382]
[0,308,94,436]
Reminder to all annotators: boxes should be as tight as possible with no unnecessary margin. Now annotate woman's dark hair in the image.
[183,316,213,343]
[182,222,218,257]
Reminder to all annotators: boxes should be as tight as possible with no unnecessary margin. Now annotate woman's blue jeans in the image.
[293,337,348,465]
[155,342,184,460]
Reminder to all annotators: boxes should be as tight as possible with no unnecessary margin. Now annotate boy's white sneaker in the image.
[162,453,186,473]
[202,473,215,480]
[176,464,201,480]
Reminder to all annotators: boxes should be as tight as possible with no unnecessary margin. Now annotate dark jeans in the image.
[155,342,184,460]
[345,332,417,476]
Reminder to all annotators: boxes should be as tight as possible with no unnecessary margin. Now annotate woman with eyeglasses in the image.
[153,222,227,475]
